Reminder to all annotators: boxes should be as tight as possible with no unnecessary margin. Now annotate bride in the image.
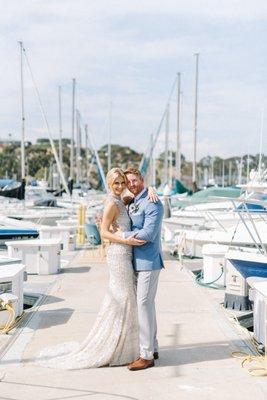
[37,167,152,369]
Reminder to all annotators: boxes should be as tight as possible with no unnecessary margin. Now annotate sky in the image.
[1,0,267,161]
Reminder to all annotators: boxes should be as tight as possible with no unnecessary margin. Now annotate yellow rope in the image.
[0,294,41,335]
[3,310,26,333]
[229,312,267,376]
[232,351,267,376]
[0,301,16,334]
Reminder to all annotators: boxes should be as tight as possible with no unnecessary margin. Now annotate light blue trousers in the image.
[136,269,161,360]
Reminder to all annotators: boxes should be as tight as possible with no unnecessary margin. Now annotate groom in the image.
[123,167,164,371]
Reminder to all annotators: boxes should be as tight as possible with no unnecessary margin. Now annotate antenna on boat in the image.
[21,43,70,195]
[192,53,199,187]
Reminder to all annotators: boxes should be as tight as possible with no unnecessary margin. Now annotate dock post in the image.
[163,184,172,218]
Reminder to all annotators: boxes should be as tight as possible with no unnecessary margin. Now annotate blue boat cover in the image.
[0,228,38,237]
[236,203,267,212]
[229,258,267,279]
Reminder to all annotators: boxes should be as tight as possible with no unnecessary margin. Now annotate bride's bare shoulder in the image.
[104,196,121,214]
[105,194,124,207]
[102,202,118,224]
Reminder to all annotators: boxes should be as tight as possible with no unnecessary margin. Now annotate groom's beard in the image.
[127,186,144,197]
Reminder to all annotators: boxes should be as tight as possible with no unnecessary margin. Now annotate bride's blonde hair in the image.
[106,167,126,189]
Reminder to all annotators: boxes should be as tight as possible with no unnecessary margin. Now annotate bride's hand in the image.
[148,186,158,203]
[125,235,146,246]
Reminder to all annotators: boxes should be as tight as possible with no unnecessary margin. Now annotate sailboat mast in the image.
[76,110,81,185]
[246,153,250,183]
[164,103,170,184]
[238,156,243,185]
[19,41,26,180]
[21,43,70,195]
[149,133,154,186]
[70,78,76,181]
[86,127,108,192]
[85,124,90,185]
[152,134,156,187]
[229,160,232,186]
[108,102,112,171]
[211,157,214,181]
[58,85,63,167]
[169,149,173,185]
[176,72,181,180]
[192,53,199,185]
[222,159,225,187]
[259,110,264,179]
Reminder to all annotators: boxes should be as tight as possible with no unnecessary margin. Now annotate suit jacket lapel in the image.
[135,188,148,207]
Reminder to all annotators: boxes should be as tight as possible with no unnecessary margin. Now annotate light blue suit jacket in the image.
[125,189,164,271]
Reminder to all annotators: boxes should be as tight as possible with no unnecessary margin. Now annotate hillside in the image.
[0,139,265,189]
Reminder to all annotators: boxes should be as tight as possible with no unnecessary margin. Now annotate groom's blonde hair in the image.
[106,167,126,188]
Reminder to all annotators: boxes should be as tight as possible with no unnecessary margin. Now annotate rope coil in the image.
[0,301,16,334]
[229,309,267,376]
[232,351,267,376]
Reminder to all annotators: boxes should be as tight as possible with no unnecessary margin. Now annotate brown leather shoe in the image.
[127,357,154,371]
[153,352,159,360]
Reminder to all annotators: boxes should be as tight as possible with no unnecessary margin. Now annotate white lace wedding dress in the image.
[36,195,139,369]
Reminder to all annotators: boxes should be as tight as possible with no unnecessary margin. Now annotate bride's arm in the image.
[100,202,146,246]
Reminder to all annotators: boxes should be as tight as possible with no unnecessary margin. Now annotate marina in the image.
[0,186,267,398]
[1,248,267,399]
[1,1,267,398]
[0,169,267,392]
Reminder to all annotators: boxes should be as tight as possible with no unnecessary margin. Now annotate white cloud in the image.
[4,0,265,21]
